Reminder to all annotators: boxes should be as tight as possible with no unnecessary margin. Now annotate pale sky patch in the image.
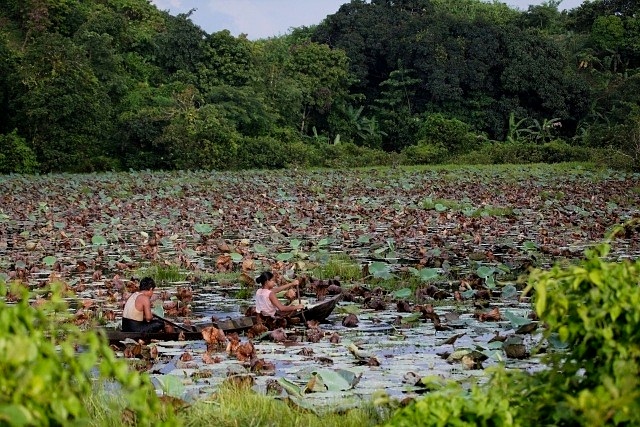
[150,0,587,40]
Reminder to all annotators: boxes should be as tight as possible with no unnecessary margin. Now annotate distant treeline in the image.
[0,0,638,173]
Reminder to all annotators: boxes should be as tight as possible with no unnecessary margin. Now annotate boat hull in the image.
[102,316,255,346]
[297,294,342,322]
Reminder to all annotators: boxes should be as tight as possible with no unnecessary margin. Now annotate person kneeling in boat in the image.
[121,277,166,333]
[255,271,304,318]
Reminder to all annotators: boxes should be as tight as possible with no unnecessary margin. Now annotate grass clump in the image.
[207,271,243,284]
[421,197,513,217]
[421,197,463,211]
[178,384,386,427]
[136,263,186,284]
[471,205,514,217]
[311,254,362,281]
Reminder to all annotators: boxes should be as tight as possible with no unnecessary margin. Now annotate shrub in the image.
[452,141,591,165]
[0,280,175,425]
[385,227,640,426]
[311,142,396,168]
[539,139,590,163]
[449,149,494,165]
[0,130,39,174]
[332,142,397,167]
[235,136,292,170]
[160,104,240,171]
[520,240,640,425]
[287,140,317,168]
[400,143,450,165]
[383,372,518,427]
[589,147,636,171]
[417,114,482,154]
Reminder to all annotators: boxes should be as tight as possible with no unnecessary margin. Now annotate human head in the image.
[256,271,274,287]
[139,277,156,291]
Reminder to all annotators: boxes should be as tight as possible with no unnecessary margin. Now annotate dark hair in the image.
[256,271,274,286]
[139,277,156,291]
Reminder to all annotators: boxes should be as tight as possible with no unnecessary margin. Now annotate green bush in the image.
[538,139,590,163]
[330,142,397,168]
[235,136,292,169]
[385,230,640,426]
[0,130,39,174]
[400,143,450,165]
[383,372,517,427]
[160,104,240,171]
[520,240,640,425]
[451,141,591,165]
[308,142,396,168]
[589,147,636,171]
[287,140,317,168]
[0,281,175,426]
[417,114,482,154]
[449,149,494,165]
[528,240,640,384]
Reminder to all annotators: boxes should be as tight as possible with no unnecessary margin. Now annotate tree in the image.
[372,66,421,151]
[0,36,20,135]
[331,104,386,149]
[284,41,350,136]
[153,10,206,76]
[517,1,567,34]
[417,113,481,153]
[157,86,240,170]
[16,33,114,172]
[200,30,256,89]
[115,82,176,170]
[205,84,276,137]
[499,28,591,136]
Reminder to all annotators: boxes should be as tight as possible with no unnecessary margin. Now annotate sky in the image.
[149,0,587,40]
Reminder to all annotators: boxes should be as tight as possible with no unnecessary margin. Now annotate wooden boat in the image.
[102,316,255,346]
[103,295,341,345]
[102,329,203,346]
[296,293,342,322]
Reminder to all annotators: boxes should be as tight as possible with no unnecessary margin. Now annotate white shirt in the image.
[255,288,276,316]
[122,292,144,321]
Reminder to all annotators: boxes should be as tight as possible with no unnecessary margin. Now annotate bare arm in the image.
[272,280,299,294]
[269,291,303,312]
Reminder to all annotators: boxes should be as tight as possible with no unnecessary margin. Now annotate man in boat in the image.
[121,277,166,333]
[255,271,304,318]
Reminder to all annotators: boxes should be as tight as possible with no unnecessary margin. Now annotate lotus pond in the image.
[1,164,638,409]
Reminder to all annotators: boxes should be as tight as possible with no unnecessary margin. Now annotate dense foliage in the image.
[384,228,640,426]
[0,0,639,172]
[0,281,175,425]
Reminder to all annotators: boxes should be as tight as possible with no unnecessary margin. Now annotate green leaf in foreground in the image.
[91,235,107,246]
[0,404,33,426]
[276,377,302,397]
[194,223,213,234]
[393,287,413,299]
[408,267,439,282]
[368,261,394,279]
[501,284,518,299]
[503,310,532,328]
[154,374,185,399]
[42,256,57,267]
[253,244,268,254]
[312,369,361,391]
[277,252,294,261]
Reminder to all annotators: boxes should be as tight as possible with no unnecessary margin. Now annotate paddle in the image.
[153,313,198,333]
[296,282,307,325]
